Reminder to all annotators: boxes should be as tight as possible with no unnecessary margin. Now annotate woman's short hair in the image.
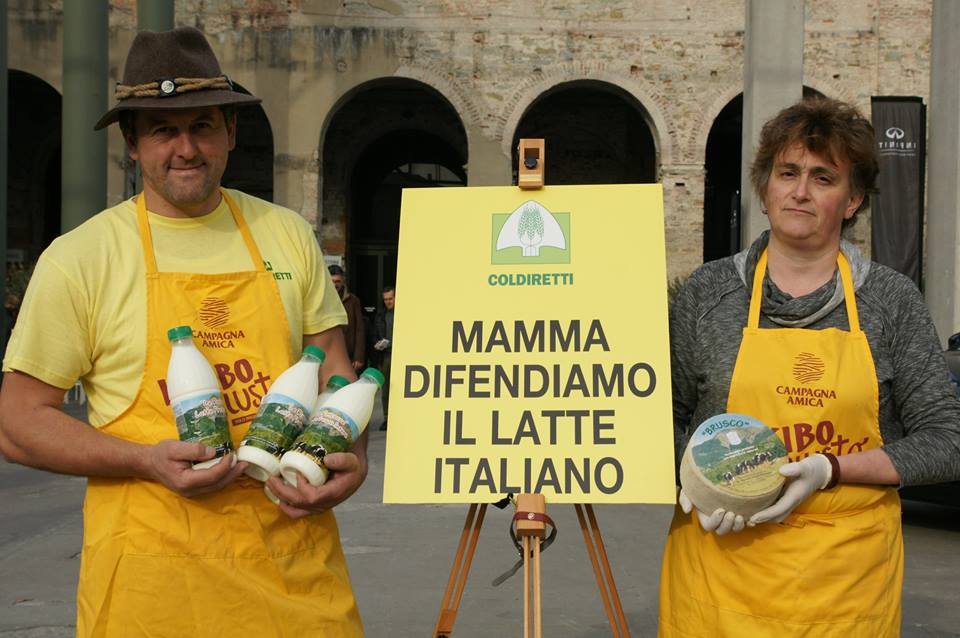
[750,97,879,228]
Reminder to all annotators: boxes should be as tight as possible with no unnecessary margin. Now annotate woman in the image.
[659,97,960,637]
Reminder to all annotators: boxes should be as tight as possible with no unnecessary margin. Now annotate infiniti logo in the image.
[885,127,905,139]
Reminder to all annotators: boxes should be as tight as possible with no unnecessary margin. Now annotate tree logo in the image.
[491,200,570,264]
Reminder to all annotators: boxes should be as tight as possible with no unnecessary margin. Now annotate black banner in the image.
[871,97,926,287]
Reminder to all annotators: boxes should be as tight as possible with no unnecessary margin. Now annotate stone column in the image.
[62,2,108,232]
[467,128,512,186]
[925,0,960,345]
[740,0,804,245]
[137,0,174,31]
[662,164,706,280]
[0,0,7,351]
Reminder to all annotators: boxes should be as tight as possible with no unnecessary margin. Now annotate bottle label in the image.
[289,407,360,466]
[239,393,310,458]
[172,391,232,457]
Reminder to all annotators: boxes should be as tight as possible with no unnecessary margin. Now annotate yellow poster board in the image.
[382,185,675,504]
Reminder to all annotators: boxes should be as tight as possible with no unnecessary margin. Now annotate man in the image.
[0,28,365,637]
[328,264,366,371]
[373,286,395,430]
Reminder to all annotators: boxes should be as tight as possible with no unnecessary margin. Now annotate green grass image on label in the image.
[241,398,309,457]
[173,392,232,452]
[290,410,356,466]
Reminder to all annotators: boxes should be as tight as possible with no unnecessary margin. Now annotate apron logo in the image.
[778,353,835,406]
[195,298,246,349]
[793,352,825,383]
[199,297,230,329]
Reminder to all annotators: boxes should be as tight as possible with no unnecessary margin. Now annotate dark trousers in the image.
[379,351,391,418]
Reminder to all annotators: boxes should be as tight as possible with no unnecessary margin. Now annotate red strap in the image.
[513,511,556,526]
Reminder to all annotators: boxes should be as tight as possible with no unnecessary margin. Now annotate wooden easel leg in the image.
[586,504,630,636]
[533,536,542,638]
[433,504,488,638]
[523,536,531,638]
[575,504,631,637]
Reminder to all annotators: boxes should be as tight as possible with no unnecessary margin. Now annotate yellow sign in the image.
[383,185,676,504]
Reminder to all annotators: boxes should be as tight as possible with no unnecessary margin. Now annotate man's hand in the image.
[679,488,746,536]
[748,454,832,526]
[145,440,246,498]
[352,360,364,371]
[265,450,368,519]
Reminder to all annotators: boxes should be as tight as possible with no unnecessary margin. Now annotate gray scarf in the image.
[732,231,871,328]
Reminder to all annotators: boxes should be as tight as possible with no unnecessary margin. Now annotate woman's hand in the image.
[748,454,832,525]
[679,489,746,536]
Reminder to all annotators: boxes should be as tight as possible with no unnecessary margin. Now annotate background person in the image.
[374,286,395,430]
[328,264,366,371]
[0,27,365,637]
[659,97,960,637]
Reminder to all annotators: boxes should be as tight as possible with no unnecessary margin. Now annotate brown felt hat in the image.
[94,26,261,130]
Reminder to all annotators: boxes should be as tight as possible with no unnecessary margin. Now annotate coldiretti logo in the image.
[199,297,230,329]
[491,200,570,265]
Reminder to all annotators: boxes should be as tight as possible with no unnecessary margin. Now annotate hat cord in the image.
[115,75,231,100]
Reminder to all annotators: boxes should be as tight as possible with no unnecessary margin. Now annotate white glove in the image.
[748,454,832,526]
[679,489,745,536]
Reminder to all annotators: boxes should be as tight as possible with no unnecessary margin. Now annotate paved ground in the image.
[1,397,959,637]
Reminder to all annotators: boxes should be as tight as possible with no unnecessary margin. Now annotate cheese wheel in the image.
[679,413,788,518]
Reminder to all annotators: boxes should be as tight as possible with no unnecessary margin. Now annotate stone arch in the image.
[393,63,483,132]
[221,82,274,202]
[690,84,746,165]
[319,77,468,310]
[319,70,476,157]
[7,70,61,264]
[509,80,659,185]
[801,75,856,105]
[498,67,675,169]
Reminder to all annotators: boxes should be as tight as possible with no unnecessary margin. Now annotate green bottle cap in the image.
[303,345,326,362]
[360,367,385,387]
[326,375,350,391]
[166,325,193,341]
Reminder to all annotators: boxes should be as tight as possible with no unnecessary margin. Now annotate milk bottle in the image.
[238,346,326,481]
[166,325,232,469]
[315,374,350,407]
[262,373,352,504]
[279,368,385,487]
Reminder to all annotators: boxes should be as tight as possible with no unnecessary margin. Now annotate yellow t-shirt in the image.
[3,189,347,427]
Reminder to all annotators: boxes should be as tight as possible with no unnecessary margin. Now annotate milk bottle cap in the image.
[327,375,350,391]
[166,325,193,341]
[360,367,385,387]
[302,345,326,362]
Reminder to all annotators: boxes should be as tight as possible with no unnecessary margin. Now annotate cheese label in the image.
[686,413,788,498]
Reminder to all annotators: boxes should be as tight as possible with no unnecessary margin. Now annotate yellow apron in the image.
[76,192,363,637]
[660,250,903,638]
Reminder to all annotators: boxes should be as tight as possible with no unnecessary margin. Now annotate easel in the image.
[432,140,632,638]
